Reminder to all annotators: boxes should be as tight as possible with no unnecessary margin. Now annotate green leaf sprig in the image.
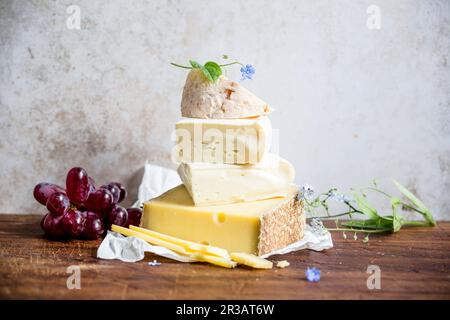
[302,179,436,236]
[171,55,244,82]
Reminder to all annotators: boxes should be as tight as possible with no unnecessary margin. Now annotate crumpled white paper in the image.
[97,163,333,263]
[132,161,182,208]
[98,231,195,262]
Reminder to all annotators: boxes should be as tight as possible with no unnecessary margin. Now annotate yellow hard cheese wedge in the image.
[230,252,273,269]
[129,225,229,259]
[142,184,303,255]
[111,224,189,256]
[190,253,237,269]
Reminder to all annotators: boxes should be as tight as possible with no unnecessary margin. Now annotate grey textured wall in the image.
[1,0,449,218]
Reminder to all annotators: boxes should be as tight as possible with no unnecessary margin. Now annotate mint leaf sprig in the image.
[301,179,436,235]
[171,56,254,82]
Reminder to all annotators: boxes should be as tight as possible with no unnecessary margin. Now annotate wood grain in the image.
[0,214,449,299]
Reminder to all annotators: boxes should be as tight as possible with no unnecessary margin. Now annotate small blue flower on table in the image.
[240,64,255,80]
[305,267,321,282]
[148,259,161,266]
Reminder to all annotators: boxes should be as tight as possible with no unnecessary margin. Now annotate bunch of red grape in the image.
[34,167,142,240]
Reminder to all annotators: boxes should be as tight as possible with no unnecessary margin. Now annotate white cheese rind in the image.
[174,116,272,164]
[178,153,295,206]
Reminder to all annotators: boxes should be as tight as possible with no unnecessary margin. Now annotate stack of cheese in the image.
[140,69,305,257]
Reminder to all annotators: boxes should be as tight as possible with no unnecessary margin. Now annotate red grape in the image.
[42,213,66,239]
[110,182,127,203]
[82,211,104,240]
[92,211,104,221]
[81,210,103,222]
[88,176,96,194]
[66,167,90,206]
[62,208,84,237]
[100,184,121,204]
[35,168,130,242]
[126,208,142,227]
[33,183,66,205]
[107,205,128,228]
[84,189,113,212]
[78,210,88,222]
[46,192,70,216]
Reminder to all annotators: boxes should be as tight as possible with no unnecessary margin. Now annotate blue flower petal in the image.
[240,64,255,80]
[305,267,321,282]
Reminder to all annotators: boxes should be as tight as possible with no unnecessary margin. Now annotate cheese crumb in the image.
[276,260,290,268]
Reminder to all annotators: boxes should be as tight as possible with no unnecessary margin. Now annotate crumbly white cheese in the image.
[276,260,290,268]
[181,69,272,119]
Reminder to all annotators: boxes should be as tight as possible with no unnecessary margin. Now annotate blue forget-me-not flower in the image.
[240,64,255,80]
[305,267,321,282]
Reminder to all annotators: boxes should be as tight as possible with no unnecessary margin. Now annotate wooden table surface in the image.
[0,214,449,300]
